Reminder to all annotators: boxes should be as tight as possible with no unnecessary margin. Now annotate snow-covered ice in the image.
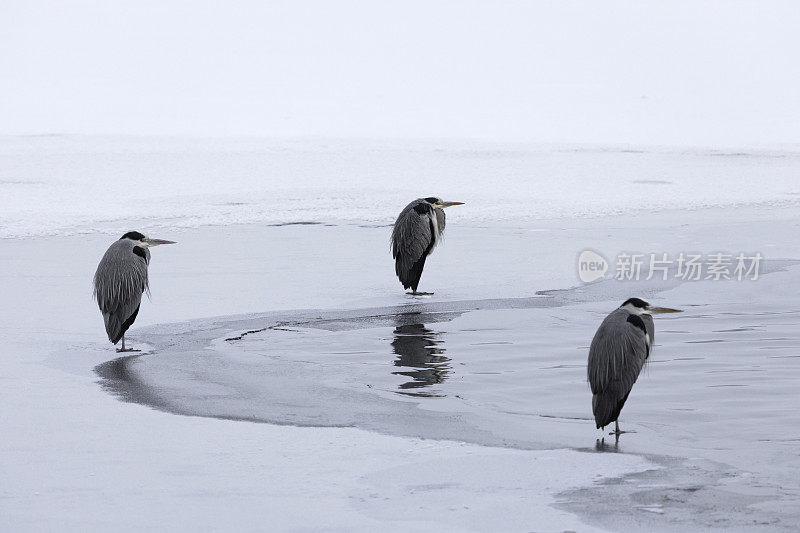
[1,136,800,239]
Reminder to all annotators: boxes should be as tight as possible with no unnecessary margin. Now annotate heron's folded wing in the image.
[93,241,149,340]
[391,204,433,272]
[588,310,649,396]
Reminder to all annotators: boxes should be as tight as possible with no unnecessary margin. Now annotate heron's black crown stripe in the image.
[423,197,439,204]
[621,297,649,308]
[132,246,148,262]
[121,231,146,241]
[626,314,648,334]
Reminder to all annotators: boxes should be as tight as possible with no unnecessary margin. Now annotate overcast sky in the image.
[1,1,799,146]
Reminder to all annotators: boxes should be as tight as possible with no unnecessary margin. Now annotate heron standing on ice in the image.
[588,297,681,435]
[391,197,464,295]
[93,231,176,352]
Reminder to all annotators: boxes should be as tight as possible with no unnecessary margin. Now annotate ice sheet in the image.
[81,211,800,530]
[2,137,800,531]
[1,136,799,238]
[1,224,665,533]
[94,264,800,530]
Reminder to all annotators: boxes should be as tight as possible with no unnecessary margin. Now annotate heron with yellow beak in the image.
[391,197,464,295]
[588,297,682,435]
[93,231,176,352]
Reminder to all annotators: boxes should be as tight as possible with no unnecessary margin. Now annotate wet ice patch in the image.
[94,261,800,529]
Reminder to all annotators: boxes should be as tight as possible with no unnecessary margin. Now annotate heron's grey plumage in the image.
[588,307,652,429]
[391,199,445,292]
[93,238,150,345]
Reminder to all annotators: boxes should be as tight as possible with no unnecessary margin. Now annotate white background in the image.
[2,1,799,146]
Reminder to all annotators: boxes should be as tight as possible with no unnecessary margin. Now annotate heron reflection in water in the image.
[391,323,451,396]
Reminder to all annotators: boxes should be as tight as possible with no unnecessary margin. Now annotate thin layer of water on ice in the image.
[95,259,800,530]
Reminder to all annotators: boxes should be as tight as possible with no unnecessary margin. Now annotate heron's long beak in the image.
[438,201,465,208]
[144,238,177,246]
[649,306,682,314]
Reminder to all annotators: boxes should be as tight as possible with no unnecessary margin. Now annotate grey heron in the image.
[588,297,681,435]
[93,231,176,352]
[391,197,464,295]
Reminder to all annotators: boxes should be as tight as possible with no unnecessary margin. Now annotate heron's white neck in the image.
[429,209,440,240]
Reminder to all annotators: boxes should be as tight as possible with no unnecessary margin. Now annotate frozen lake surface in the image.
[2,136,800,238]
[2,136,800,531]
[4,2,800,528]
[96,261,800,530]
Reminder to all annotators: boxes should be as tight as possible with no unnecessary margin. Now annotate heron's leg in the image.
[609,420,634,435]
[116,334,141,353]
